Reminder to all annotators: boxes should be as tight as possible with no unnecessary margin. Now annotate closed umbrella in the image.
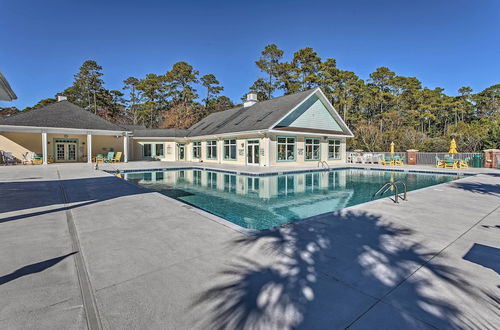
[449,139,458,155]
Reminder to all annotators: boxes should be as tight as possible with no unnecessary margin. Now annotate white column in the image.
[123,134,129,162]
[266,136,271,167]
[218,139,222,164]
[87,134,92,163]
[41,132,48,165]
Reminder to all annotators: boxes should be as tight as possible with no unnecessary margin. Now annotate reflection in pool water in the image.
[124,169,461,230]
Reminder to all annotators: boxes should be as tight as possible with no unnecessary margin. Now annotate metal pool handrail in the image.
[372,180,407,203]
[317,160,330,170]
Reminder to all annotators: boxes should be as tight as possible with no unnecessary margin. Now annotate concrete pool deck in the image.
[0,162,499,329]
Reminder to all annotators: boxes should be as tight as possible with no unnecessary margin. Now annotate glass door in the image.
[54,140,78,162]
[67,143,77,161]
[56,143,65,161]
[247,140,259,165]
[178,144,185,161]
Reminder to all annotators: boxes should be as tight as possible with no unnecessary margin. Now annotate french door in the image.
[55,142,77,162]
[247,140,260,165]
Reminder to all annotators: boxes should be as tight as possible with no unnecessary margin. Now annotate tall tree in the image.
[63,60,106,113]
[201,74,223,107]
[123,77,143,125]
[291,47,322,90]
[255,44,284,99]
[165,62,199,105]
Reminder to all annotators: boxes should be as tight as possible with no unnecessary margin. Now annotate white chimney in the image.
[243,92,258,108]
[57,95,67,102]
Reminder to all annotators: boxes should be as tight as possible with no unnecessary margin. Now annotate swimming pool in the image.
[124,168,462,230]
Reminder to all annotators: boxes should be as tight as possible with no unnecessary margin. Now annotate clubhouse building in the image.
[0,88,353,167]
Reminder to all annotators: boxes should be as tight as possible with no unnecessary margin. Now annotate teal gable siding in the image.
[276,95,343,131]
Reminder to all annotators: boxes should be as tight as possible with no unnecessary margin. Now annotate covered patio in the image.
[0,98,130,164]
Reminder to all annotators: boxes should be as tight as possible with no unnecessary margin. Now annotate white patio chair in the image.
[364,153,373,164]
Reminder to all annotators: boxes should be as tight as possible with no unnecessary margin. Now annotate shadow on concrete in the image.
[0,251,77,285]
[451,181,500,196]
[193,210,499,329]
[0,176,146,223]
[463,243,500,275]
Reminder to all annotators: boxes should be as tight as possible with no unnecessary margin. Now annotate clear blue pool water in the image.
[124,169,461,230]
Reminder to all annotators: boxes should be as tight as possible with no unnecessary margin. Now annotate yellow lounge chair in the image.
[435,156,445,168]
[393,156,404,166]
[111,152,122,162]
[381,156,393,166]
[458,157,470,169]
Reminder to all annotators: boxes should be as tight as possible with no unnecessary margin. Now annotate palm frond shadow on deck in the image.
[192,210,499,329]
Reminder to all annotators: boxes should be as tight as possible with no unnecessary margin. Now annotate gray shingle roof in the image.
[0,100,126,131]
[187,89,314,137]
[132,128,189,137]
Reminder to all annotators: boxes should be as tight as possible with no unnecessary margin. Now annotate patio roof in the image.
[0,100,127,132]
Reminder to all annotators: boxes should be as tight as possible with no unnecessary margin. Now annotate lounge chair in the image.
[32,154,43,165]
[393,156,404,166]
[444,158,456,169]
[435,156,445,168]
[111,152,122,162]
[458,157,470,169]
[103,152,115,163]
[22,152,34,164]
[92,153,104,162]
[1,151,17,165]
[381,156,393,166]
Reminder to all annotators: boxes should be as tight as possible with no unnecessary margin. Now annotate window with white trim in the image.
[143,143,164,158]
[328,139,341,159]
[223,139,236,160]
[277,137,295,161]
[192,141,201,159]
[207,140,217,159]
[305,138,320,160]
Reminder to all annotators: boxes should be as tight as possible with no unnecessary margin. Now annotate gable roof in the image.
[0,100,126,131]
[186,89,314,137]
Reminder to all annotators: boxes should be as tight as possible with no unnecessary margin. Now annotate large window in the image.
[223,139,237,160]
[305,138,320,161]
[277,137,296,161]
[207,140,217,159]
[155,144,164,157]
[328,139,341,159]
[192,141,201,159]
[143,144,152,157]
[143,143,164,158]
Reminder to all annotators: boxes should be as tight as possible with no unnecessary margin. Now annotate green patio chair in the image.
[103,152,115,163]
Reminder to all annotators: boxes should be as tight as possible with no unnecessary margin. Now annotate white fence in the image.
[347,151,482,166]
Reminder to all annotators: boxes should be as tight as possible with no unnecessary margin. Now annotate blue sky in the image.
[1,0,499,109]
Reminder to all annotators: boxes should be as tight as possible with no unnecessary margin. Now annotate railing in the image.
[317,160,330,170]
[347,151,482,167]
[347,152,406,164]
[372,180,408,203]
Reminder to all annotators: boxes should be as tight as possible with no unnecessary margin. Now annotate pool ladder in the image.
[371,180,408,203]
[317,160,330,170]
